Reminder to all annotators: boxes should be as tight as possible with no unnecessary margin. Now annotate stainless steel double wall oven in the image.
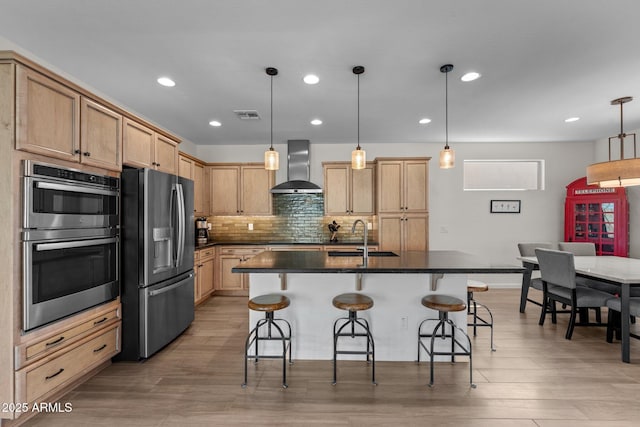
[22,160,120,332]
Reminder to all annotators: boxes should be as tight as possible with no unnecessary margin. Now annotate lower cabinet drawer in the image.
[17,324,120,403]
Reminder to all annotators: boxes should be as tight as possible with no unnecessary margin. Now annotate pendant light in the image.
[439,64,455,169]
[587,96,640,187]
[264,67,279,170]
[351,66,366,170]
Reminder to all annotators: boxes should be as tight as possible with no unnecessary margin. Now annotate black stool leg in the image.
[242,311,291,389]
[332,311,375,385]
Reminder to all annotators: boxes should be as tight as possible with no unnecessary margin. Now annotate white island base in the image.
[247,272,469,361]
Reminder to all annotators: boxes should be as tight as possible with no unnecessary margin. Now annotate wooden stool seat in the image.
[333,293,374,311]
[467,279,489,293]
[248,294,290,312]
[422,294,466,312]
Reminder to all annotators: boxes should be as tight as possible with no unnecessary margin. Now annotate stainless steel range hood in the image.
[270,140,322,193]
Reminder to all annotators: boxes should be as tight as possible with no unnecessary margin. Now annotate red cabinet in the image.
[564,177,628,256]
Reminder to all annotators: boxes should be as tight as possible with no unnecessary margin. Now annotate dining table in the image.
[520,255,640,363]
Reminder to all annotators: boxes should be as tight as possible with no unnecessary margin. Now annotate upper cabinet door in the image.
[193,162,207,216]
[209,166,240,215]
[123,118,154,168]
[16,65,80,162]
[178,154,193,179]
[154,134,178,175]
[377,160,403,213]
[404,160,428,212]
[324,164,350,215]
[80,98,122,172]
[241,166,274,215]
[350,164,375,215]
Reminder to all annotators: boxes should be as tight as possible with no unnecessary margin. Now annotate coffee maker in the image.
[196,217,209,244]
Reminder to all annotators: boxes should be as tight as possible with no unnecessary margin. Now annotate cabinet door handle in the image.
[156,163,160,167]
[93,317,108,326]
[45,336,65,347]
[83,151,91,157]
[45,368,64,380]
[74,149,81,154]
[93,344,107,353]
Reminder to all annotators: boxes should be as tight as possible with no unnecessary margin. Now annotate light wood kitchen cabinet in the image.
[12,300,121,421]
[323,161,375,215]
[15,66,124,172]
[123,117,178,174]
[376,158,429,214]
[194,247,215,305]
[216,246,266,295]
[80,98,122,171]
[378,213,429,252]
[179,152,208,216]
[209,164,274,215]
[15,64,80,163]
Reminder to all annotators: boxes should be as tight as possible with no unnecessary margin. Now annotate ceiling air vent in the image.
[233,110,261,120]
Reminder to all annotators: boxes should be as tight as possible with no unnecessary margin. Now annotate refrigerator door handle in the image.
[175,183,186,267]
[147,273,194,297]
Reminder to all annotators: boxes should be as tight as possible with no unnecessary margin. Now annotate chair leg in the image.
[566,307,577,340]
[539,296,548,326]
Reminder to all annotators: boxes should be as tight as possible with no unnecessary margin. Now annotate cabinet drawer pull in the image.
[45,368,64,380]
[93,317,108,326]
[93,344,107,353]
[45,336,65,347]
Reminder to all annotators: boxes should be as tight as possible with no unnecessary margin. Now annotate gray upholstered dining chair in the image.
[535,248,614,340]
[558,242,620,295]
[606,297,640,344]
[517,242,556,312]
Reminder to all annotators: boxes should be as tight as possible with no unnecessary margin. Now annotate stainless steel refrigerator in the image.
[117,168,195,360]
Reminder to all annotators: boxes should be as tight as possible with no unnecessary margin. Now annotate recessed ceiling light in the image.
[564,117,580,123]
[460,72,481,82]
[303,74,320,85]
[209,120,221,127]
[157,77,176,87]
[310,119,322,125]
[418,118,432,124]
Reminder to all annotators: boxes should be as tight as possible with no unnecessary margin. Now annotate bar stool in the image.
[417,294,475,388]
[242,294,292,389]
[467,280,495,351]
[332,292,376,385]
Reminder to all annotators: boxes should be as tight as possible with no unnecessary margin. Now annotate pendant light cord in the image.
[444,69,449,149]
[270,74,274,150]
[357,73,361,150]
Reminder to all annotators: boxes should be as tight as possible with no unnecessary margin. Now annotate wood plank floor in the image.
[22,289,640,426]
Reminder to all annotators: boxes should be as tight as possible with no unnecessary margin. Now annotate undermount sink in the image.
[327,251,399,257]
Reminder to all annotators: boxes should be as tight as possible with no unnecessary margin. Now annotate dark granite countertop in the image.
[231,250,525,274]
[195,241,379,250]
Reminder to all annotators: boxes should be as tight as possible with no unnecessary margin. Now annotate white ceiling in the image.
[1,0,640,147]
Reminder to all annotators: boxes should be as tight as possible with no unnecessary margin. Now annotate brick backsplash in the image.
[207,194,376,243]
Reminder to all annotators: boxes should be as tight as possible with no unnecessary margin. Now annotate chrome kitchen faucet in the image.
[352,219,368,266]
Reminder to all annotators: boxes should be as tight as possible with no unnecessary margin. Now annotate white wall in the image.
[197,139,596,280]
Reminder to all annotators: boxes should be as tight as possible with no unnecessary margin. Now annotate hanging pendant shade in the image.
[586,96,640,187]
[264,67,279,171]
[439,64,455,169]
[351,66,366,170]
[439,146,455,169]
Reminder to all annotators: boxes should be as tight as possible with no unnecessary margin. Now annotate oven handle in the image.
[35,181,118,197]
[35,237,117,251]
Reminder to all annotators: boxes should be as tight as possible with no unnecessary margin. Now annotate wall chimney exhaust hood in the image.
[270,140,323,193]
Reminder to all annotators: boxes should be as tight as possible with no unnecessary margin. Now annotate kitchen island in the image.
[233,250,523,361]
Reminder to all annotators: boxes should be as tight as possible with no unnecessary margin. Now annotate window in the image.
[463,160,545,191]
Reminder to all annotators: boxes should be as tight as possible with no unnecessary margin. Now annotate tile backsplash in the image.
[208,194,376,243]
